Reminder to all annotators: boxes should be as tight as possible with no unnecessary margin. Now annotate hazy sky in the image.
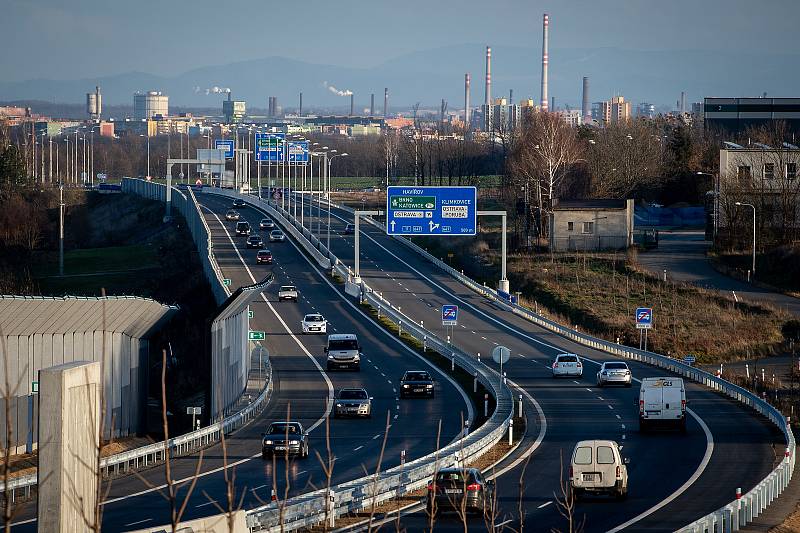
[4,0,799,82]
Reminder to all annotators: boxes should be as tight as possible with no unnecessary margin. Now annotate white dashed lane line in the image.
[537,501,553,509]
[354,445,363,452]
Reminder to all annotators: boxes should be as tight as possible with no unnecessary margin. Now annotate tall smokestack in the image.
[370,93,375,116]
[383,88,388,117]
[485,46,492,108]
[464,73,471,130]
[540,14,549,111]
[581,77,590,123]
[299,92,303,116]
[680,91,686,114]
[509,89,513,105]
[350,93,354,116]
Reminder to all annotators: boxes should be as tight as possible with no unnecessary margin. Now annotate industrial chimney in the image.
[485,46,492,108]
[680,91,686,114]
[581,77,590,123]
[370,93,375,116]
[384,88,389,117]
[299,92,303,117]
[464,73,471,129]
[540,14,549,111]
[350,93,354,116]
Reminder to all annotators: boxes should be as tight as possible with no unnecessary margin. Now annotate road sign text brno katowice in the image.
[635,307,653,329]
[386,186,477,236]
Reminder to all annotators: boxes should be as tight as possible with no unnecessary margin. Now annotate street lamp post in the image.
[697,171,719,238]
[326,152,348,249]
[735,201,756,274]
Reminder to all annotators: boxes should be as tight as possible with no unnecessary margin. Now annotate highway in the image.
[289,194,784,532]
[10,193,471,532]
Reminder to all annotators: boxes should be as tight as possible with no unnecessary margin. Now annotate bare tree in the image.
[551,451,584,533]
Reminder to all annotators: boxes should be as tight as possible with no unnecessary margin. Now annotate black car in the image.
[261,421,309,459]
[400,370,435,398]
[246,235,264,249]
[232,198,246,209]
[235,221,251,236]
[343,223,355,235]
[426,467,494,516]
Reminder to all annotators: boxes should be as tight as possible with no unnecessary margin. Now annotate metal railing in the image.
[201,190,514,532]
[347,205,795,533]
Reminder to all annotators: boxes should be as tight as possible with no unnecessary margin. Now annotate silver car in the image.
[597,361,632,387]
[333,388,372,418]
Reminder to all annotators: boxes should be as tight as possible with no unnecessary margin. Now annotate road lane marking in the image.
[354,445,364,451]
[124,519,153,527]
[196,500,218,508]
[537,501,553,509]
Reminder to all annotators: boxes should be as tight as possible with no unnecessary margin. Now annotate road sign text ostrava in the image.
[386,186,477,236]
[441,304,458,326]
[636,307,653,329]
[255,133,285,162]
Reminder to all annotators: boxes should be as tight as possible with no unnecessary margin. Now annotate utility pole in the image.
[59,183,65,276]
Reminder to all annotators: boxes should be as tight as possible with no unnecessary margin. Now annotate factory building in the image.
[704,97,800,136]
[133,91,169,120]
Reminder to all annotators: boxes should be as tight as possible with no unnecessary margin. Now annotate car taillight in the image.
[616,466,621,478]
[639,400,644,413]
[577,362,582,367]
[427,482,435,492]
[681,399,686,411]
[552,362,558,369]
[466,483,481,492]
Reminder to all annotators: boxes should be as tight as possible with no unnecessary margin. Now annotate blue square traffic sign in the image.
[635,307,653,329]
[442,304,458,326]
[214,139,235,159]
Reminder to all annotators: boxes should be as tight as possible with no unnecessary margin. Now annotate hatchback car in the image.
[344,223,355,235]
[235,221,251,236]
[261,421,309,459]
[552,353,583,378]
[301,313,327,334]
[259,217,275,230]
[333,388,372,418]
[269,230,286,242]
[426,467,494,516]
[232,198,246,209]
[597,361,632,387]
[246,235,264,249]
[278,285,298,301]
[225,210,240,221]
[570,440,628,500]
[400,370,435,398]
[256,250,273,264]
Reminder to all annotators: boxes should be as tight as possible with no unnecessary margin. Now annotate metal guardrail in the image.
[346,205,795,533]
[203,190,514,533]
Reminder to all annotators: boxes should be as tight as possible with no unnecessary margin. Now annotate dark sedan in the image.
[400,370,435,398]
[261,422,309,459]
[246,235,264,249]
[426,467,494,516]
[256,250,273,264]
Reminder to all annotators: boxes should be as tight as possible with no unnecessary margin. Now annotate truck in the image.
[638,377,686,432]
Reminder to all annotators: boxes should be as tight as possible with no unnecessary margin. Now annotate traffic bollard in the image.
[508,419,514,445]
[464,420,470,437]
[473,372,478,393]
[328,490,336,528]
[423,336,427,352]
[451,357,455,371]
[746,363,750,379]
[503,371,507,385]
[484,394,489,417]
[378,305,381,319]
[398,321,402,337]
[518,394,523,418]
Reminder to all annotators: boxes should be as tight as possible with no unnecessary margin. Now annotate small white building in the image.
[549,199,634,251]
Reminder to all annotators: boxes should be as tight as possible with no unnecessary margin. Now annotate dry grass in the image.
[416,234,791,365]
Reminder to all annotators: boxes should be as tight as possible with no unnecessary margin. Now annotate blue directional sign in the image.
[287,140,309,163]
[441,304,458,326]
[635,307,653,329]
[386,186,477,236]
[255,133,285,162]
[214,139,235,160]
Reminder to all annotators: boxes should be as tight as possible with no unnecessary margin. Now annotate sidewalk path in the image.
[636,230,800,316]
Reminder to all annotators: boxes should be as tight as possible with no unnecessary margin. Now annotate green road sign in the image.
[31,381,39,394]
[248,310,254,318]
[389,195,436,210]
[223,278,232,286]
[248,331,265,341]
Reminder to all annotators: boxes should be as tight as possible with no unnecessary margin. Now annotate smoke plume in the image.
[323,81,352,96]
[203,86,232,95]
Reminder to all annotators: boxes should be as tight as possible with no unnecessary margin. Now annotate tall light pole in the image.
[326,152,348,249]
[697,171,718,239]
[59,181,65,276]
[64,138,70,185]
[735,201,757,274]
[140,134,151,179]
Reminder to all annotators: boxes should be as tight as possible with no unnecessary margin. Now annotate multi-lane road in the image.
[282,193,784,531]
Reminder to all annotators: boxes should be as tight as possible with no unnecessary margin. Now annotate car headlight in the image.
[426,384,433,389]
[336,403,342,407]
[602,371,608,375]
[290,440,299,445]
[403,384,409,388]
[264,440,273,445]
[354,354,360,361]
[327,355,334,360]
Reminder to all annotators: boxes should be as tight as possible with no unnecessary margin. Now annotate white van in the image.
[570,440,628,500]
[638,377,687,432]
[325,334,361,371]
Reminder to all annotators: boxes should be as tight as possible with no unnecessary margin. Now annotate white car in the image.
[301,313,327,334]
[269,230,285,242]
[278,285,298,301]
[552,353,583,378]
[597,361,632,387]
[570,440,628,500]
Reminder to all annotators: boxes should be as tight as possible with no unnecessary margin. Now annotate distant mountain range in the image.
[2,44,798,114]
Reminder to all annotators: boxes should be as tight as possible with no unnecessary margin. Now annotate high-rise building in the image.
[594,96,632,125]
[223,95,246,124]
[133,91,168,120]
[557,109,582,127]
[482,98,522,133]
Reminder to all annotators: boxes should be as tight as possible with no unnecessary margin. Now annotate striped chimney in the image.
[541,14,549,111]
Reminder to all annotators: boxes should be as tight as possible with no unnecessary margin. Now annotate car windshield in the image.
[329,339,358,351]
[573,446,592,465]
[436,471,476,483]
[339,390,367,399]
[249,236,259,241]
[558,355,578,363]
[269,423,299,435]
[258,251,270,255]
[605,363,627,370]
[261,219,270,223]
[305,315,323,322]
[405,371,431,381]
[271,230,282,235]
[280,286,296,291]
